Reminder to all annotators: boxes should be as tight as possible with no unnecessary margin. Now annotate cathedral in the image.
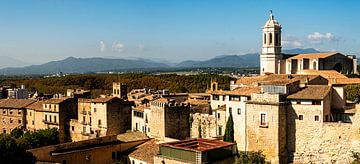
[260,12,357,75]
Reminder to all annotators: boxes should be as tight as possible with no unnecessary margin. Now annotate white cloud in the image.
[100,41,106,52]
[282,36,303,48]
[307,32,338,43]
[112,42,125,52]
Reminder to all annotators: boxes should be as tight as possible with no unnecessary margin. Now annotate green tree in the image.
[223,111,234,142]
[17,128,59,149]
[0,134,36,164]
[10,127,24,139]
[234,151,266,164]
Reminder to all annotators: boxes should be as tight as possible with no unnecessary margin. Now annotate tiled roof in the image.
[184,99,209,105]
[153,98,171,103]
[91,97,119,103]
[298,70,347,79]
[132,105,150,112]
[329,78,360,85]
[26,100,44,111]
[129,139,158,163]
[213,105,226,111]
[0,99,35,108]
[44,97,70,104]
[287,52,338,60]
[287,85,331,100]
[116,131,149,142]
[161,138,235,152]
[235,76,268,85]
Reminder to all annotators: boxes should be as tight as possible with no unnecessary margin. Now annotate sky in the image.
[0,0,359,64]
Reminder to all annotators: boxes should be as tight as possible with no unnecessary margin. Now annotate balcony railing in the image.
[42,120,59,125]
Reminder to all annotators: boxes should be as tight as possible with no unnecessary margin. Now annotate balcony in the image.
[42,120,59,125]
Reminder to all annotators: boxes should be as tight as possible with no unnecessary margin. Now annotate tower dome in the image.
[264,11,281,28]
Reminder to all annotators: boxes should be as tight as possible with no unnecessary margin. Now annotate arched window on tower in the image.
[269,33,273,44]
[264,33,266,44]
[275,33,278,46]
[313,61,317,70]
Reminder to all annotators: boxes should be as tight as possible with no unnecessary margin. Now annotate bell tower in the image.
[260,11,282,75]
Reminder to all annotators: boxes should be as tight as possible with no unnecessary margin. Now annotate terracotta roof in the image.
[298,70,347,79]
[26,101,44,111]
[132,105,150,112]
[161,138,235,152]
[44,97,70,104]
[0,99,35,108]
[287,52,338,60]
[184,99,209,105]
[129,139,158,163]
[227,87,261,96]
[153,98,171,103]
[116,131,149,142]
[287,85,331,100]
[235,76,268,85]
[329,78,360,85]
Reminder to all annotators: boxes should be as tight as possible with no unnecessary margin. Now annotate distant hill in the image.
[0,56,32,69]
[0,48,322,75]
[176,48,321,68]
[0,57,169,75]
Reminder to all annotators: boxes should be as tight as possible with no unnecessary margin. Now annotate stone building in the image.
[113,82,128,99]
[260,12,357,75]
[29,132,149,164]
[0,99,35,133]
[70,97,133,142]
[147,97,190,140]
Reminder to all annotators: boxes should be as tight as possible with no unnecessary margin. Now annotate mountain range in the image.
[0,48,321,75]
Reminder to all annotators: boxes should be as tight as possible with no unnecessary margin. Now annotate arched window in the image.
[264,33,266,44]
[269,33,273,44]
[313,61,317,70]
[275,33,278,46]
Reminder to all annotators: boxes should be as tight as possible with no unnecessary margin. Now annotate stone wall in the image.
[291,109,360,163]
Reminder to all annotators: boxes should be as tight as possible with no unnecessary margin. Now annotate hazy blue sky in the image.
[0,0,359,64]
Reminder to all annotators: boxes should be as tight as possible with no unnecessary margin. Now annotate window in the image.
[314,115,320,121]
[2,118,5,123]
[296,100,301,104]
[299,115,303,120]
[45,115,47,121]
[83,116,85,123]
[18,111,21,114]
[229,96,240,101]
[217,113,220,119]
[30,111,32,116]
[260,113,267,127]
[49,115,52,122]
[49,105,51,109]
[269,33,273,44]
[112,152,115,159]
[54,116,57,123]
[71,126,74,131]
[222,95,226,101]
[229,107,232,113]
[275,33,279,45]
[45,104,47,108]
[18,119,21,124]
[10,118,13,123]
[132,160,135,164]
[148,127,150,132]
[9,110,13,114]
[3,129,6,133]
[312,101,321,105]
[32,120,34,125]
[237,108,241,115]
[213,95,220,101]
[98,120,101,125]
[2,110,5,114]
[218,126,222,136]
[94,108,97,113]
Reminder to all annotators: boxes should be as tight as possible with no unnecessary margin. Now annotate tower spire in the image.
[269,10,274,20]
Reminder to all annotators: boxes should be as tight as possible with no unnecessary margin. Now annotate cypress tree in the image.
[223,111,234,142]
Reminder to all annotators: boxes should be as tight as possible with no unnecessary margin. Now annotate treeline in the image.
[0,74,234,98]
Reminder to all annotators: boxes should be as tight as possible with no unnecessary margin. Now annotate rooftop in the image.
[297,70,348,79]
[26,100,44,111]
[0,99,35,109]
[287,52,338,60]
[160,138,235,152]
[128,139,159,163]
[287,85,331,100]
[212,86,261,96]
[44,97,70,104]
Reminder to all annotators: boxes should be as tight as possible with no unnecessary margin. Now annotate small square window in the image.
[299,115,303,120]
[314,115,320,121]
